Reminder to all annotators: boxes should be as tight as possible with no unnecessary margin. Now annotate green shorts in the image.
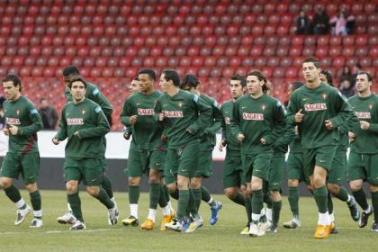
[0,152,40,184]
[193,150,213,178]
[242,152,272,182]
[64,158,103,186]
[165,140,199,179]
[287,152,305,182]
[347,152,378,185]
[150,147,166,172]
[303,146,337,180]
[125,147,150,177]
[328,146,346,185]
[223,149,243,188]
[268,153,285,191]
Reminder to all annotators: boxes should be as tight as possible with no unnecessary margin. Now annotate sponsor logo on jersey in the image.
[242,112,264,121]
[162,110,184,118]
[67,118,84,125]
[6,117,21,125]
[137,108,155,116]
[304,103,327,112]
[355,112,371,119]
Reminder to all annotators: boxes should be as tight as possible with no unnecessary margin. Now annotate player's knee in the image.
[224,188,237,199]
[288,179,299,187]
[327,183,340,194]
[349,180,363,191]
[190,177,201,189]
[166,183,177,193]
[312,175,326,188]
[86,186,100,196]
[66,181,78,193]
[128,177,141,186]
[369,184,378,192]
[270,191,281,201]
[0,177,12,189]
[24,183,38,192]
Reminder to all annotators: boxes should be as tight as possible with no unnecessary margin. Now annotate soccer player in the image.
[155,69,212,232]
[320,70,360,233]
[0,74,43,228]
[348,72,378,232]
[52,77,118,230]
[232,70,286,237]
[57,65,116,225]
[219,74,252,234]
[286,57,355,239]
[180,74,222,231]
[120,69,174,230]
[123,77,140,140]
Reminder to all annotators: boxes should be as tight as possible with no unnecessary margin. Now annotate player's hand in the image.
[324,119,334,130]
[158,113,164,121]
[260,138,266,144]
[294,109,304,123]
[52,137,60,145]
[129,115,138,125]
[360,121,370,130]
[218,139,226,151]
[3,128,9,136]
[8,125,18,135]
[161,134,168,142]
[237,133,245,143]
[73,131,80,137]
[348,131,356,142]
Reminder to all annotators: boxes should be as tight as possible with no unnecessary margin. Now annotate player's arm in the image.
[204,100,222,135]
[16,105,43,136]
[286,92,300,126]
[230,100,244,142]
[219,105,228,147]
[54,107,68,142]
[327,90,355,129]
[361,99,378,133]
[187,95,212,135]
[120,98,136,126]
[75,106,110,138]
[264,101,286,145]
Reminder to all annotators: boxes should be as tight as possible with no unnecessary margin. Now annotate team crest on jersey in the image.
[67,118,84,125]
[6,117,21,125]
[321,93,327,100]
[16,110,20,115]
[355,112,371,119]
[304,103,327,112]
[82,110,86,114]
[178,102,183,108]
[369,104,373,110]
[225,117,231,125]
[137,108,154,116]
[242,112,264,121]
[261,104,266,110]
[163,110,184,118]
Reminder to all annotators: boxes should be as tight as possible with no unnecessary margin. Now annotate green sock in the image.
[333,187,349,202]
[272,201,282,227]
[245,196,252,223]
[188,190,195,216]
[169,189,179,200]
[4,185,22,203]
[251,189,263,215]
[288,186,299,217]
[371,192,378,223]
[192,188,202,213]
[94,188,115,209]
[352,189,369,210]
[231,193,245,206]
[328,193,333,214]
[158,184,169,208]
[313,186,328,213]
[67,193,83,222]
[128,185,140,204]
[201,186,211,202]
[29,191,41,211]
[178,189,190,219]
[149,183,160,209]
[101,174,113,199]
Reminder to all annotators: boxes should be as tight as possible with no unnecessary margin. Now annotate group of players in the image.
[0,57,377,239]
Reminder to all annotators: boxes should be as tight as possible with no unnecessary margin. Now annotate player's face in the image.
[246,75,263,96]
[355,74,371,94]
[129,80,140,93]
[138,74,153,93]
[70,81,86,102]
[229,80,243,99]
[2,81,20,101]
[302,62,320,83]
[63,76,71,88]
[159,73,171,92]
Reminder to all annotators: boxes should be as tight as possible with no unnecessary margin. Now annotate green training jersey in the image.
[288,126,303,154]
[120,91,164,151]
[65,82,113,116]
[348,94,378,154]
[232,94,286,155]
[3,96,42,153]
[154,90,212,148]
[287,83,354,149]
[199,94,222,151]
[55,98,110,159]
[221,100,241,152]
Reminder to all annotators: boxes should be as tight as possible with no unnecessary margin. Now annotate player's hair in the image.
[357,71,373,82]
[230,74,246,87]
[247,70,269,93]
[162,69,180,87]
[62,65,80,77]
[138,69,156,81]
[181,74,199,89]
[68,75,87,89]
[303,57,321,68]
[2,73,22,92]
[320,70,334,86]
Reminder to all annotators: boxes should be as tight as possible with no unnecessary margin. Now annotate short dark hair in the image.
[357,71,373,82]
[247,70,269,92]
[162,69,180,87]
[303,57,321,69]
[138,69,156,81]
[2,74,22,92]
[230,74,246,87]
[320,70,333,86]
[68,75,87,89]
[181,74,199,89]
[62,65,80,77]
